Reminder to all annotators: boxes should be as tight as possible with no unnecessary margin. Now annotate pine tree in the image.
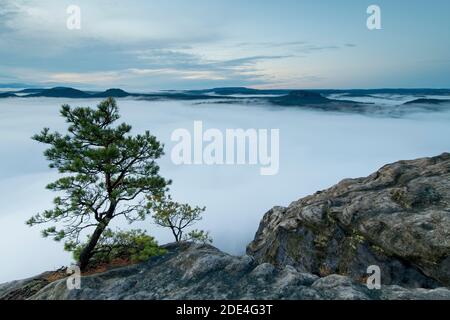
[150,194,210,244]
[27,98,170,270]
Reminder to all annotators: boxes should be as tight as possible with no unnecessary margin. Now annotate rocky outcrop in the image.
[1,153,449,300]
[247,153,450,288]
[0,269,66,300]
[1,243,446,300]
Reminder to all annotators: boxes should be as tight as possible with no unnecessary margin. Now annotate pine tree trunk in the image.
[78,218,110,271]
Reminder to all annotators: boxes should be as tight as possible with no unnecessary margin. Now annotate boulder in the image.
[247,153,450,288]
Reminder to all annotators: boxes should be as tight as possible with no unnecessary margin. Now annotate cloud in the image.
[234,41,308,48]
[132,48,291,72]
[0,1,18,30]
[0,1,358,89]
[217,55,293,67]
[0,1,276,88]
[233,41,354,54]
[18,52,291,88]
[43,68,229,85]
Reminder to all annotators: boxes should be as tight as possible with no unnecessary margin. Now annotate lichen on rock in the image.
[247,153,450,288]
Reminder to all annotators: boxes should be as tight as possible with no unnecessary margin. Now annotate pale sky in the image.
[1,0,449,90]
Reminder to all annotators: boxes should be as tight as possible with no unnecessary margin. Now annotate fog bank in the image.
[1,97,449,282]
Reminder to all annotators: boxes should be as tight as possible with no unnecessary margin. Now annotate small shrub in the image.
[149,194,211,243]
[184,229,213,244]
[65,229,166,268]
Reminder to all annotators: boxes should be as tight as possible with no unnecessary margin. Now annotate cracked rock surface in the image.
[247,153,450,288]
[1,243,447,300]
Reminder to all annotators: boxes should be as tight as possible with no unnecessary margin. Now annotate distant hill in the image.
[27,87,91,98]
[0,92,18,98]
[24,87,133,98]
[1,86,449,108]
[92,88,131,98]
[269,90,335,106]
[404,98,450,105]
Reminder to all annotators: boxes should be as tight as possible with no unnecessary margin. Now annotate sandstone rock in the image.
[3,243,444,300]
[0,269,66,300]
[247,153,450,288]
[27,243,279,300]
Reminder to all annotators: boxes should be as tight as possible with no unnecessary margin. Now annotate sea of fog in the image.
[1,97,450,283]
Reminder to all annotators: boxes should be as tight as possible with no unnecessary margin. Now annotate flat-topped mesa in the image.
[247,153,450,288]
[269,90,332,106]
[91,88,131,98]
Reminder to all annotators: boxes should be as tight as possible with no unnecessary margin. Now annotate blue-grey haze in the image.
[1,97,450,282]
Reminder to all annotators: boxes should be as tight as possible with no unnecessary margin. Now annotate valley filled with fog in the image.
[1,97,450,283]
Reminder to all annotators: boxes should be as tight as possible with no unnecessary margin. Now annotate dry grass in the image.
[41,258,137,283]
[44,268,68,283]
[319,265,333,277]
[81,258,136,276]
